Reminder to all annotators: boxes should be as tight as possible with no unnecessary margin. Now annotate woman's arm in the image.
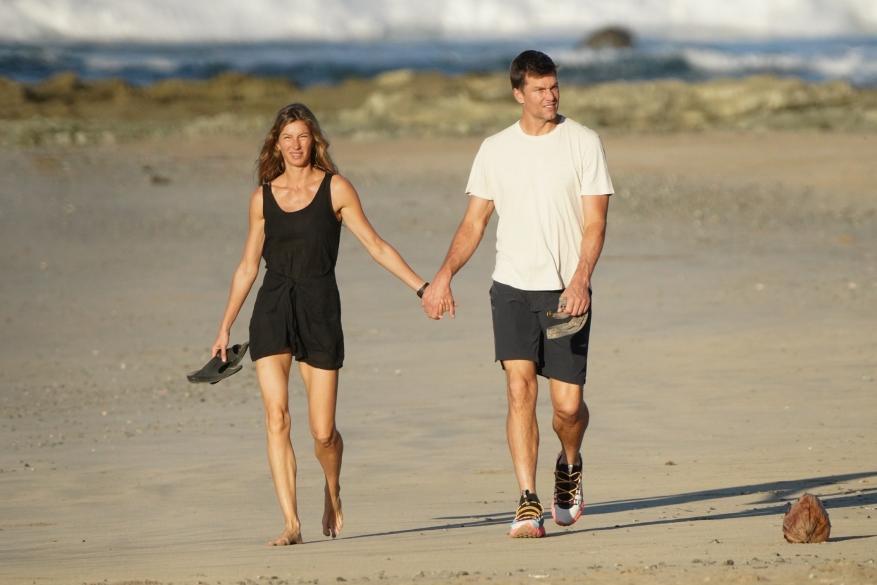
[211,187,266,361]
[332,175,426,293]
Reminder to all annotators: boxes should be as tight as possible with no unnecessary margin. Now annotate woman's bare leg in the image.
[255,353,303,545]
[299,361,344,538]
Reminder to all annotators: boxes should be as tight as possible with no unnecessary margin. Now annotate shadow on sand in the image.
[340,470,877,541]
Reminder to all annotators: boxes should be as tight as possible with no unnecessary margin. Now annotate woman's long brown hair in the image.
[257,103,338,184]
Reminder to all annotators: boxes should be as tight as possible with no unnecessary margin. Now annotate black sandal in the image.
[187,342,249,384]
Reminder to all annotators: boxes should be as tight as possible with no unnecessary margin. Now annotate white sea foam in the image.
[3,0,877,43]
[82,55,178,75]
[681,46,877,85]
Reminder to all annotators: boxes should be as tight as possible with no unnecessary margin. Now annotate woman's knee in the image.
[311,426,339,449]
[264,405,291,435]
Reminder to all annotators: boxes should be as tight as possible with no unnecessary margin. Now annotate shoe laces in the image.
[515,492,543,521]
[554,465,582,505]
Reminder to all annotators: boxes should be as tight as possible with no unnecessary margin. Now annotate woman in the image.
[211,103,428,546]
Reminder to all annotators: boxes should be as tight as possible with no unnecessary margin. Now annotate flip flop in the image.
[187,342,250,384]
[545,311,589,340]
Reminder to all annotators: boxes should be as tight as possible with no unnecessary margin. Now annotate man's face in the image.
[513,73,559,122]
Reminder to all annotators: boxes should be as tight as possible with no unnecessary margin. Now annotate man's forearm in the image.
[570,221,607,286]
[436,220,485,281]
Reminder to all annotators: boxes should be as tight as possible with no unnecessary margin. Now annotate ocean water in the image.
[2,0,876,86]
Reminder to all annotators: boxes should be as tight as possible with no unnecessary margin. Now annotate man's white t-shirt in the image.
[465,116,614,291]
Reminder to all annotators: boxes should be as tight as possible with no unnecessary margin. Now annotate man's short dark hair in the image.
[509,50,557,90]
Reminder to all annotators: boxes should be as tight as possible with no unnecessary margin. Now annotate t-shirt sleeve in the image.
[465,141,493,200]
[580,132,614,196]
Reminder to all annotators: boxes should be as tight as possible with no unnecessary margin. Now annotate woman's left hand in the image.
[211,329,230,362]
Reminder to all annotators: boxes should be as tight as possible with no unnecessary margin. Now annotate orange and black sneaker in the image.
[509,490,546,538]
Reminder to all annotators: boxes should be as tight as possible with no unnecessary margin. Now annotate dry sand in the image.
[0,131,875,584]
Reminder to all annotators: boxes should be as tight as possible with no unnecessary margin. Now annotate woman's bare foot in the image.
[268,525,303,546]
[322,484,344,538]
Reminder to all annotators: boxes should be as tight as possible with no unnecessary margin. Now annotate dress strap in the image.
[261,183,272,215]
[321,172,336,217]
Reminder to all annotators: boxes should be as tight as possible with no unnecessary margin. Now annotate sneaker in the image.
[509,490,546,538]
[552,453,584,526]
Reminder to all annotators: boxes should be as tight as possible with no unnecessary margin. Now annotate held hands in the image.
[559,279,591,316]
[421,275,456,320]
[211,329,230,362]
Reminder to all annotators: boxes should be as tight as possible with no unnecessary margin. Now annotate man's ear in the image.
[512,87,525,105]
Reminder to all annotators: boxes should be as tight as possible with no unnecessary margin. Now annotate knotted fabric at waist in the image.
[259,269,339,355]
[264,268,337,284]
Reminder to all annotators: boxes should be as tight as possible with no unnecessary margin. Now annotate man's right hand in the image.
[422,273,456,320]
[420,196,494,321]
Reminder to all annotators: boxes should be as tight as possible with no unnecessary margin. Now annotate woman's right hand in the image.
[211,329,230,362]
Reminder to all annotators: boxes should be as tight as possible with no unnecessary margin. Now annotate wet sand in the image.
[0,131,875,584]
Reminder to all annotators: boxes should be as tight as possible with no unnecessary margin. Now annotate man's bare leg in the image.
[299,362,344,538]
[549,379,589,465]
[548,378,589,526]
[255,353,303,545]
[504,360,546,537]
[504,360,540,492]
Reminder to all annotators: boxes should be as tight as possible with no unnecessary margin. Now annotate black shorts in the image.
[489,280,591,385]
[248,270,344,369]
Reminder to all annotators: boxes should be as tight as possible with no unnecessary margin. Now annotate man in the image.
[422,50,613,538]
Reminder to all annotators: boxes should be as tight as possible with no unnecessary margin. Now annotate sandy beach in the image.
[1,129,875,584]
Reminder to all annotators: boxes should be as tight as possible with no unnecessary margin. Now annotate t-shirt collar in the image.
[515,115,566,139]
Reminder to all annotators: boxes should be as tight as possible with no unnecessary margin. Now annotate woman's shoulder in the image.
[248,185,266,215]
[329,173,356,194]
[328,173,361,211]
[329,172,350,185]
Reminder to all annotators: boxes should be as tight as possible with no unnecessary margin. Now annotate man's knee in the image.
[550,380,587,424]
[506,368,538,412]
[553,400,585,425]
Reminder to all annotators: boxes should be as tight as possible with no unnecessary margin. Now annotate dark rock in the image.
[580,26,635,49]
[25,72,84,103]
[86,78,136,103]
[0,76,25,108]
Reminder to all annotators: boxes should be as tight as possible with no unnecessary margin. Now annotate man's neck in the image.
[518,114,560,136]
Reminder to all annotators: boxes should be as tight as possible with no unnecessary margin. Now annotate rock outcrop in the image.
[579,26,635,49]
[2,71,876,145]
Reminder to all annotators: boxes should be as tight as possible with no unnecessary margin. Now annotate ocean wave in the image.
[556,38,877,86]
[3,0,877,43]
[4,37,877,87]
[681,46,877,85]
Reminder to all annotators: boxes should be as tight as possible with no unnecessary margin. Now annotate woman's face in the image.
[276,120,314,169]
